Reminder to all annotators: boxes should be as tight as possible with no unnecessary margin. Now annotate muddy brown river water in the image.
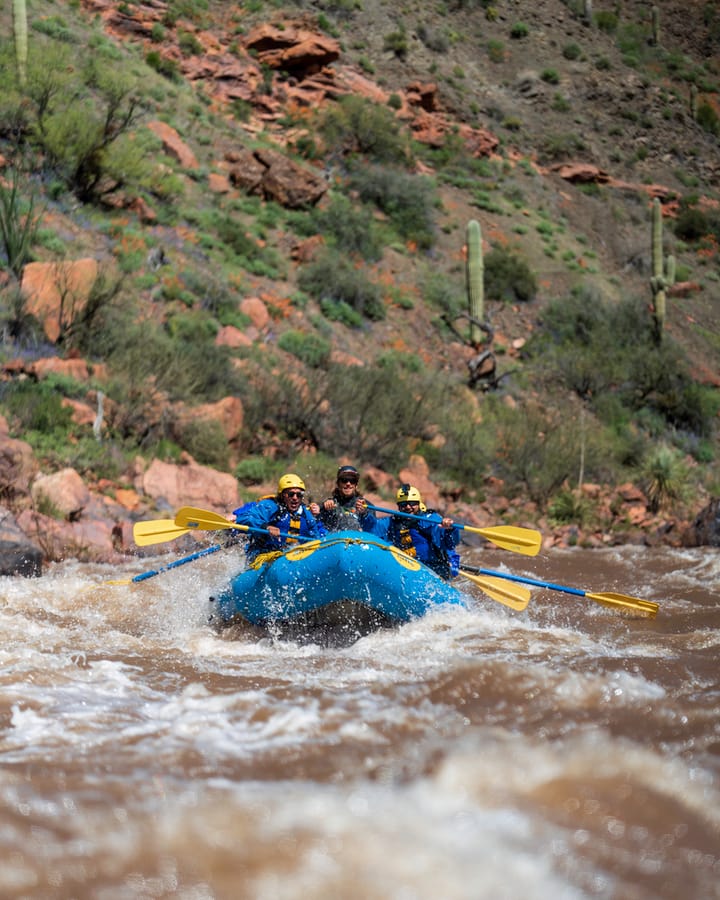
[1,543,718,899]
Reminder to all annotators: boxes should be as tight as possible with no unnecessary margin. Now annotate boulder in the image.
[31,468,91,520]
[146,120,199,169]
[0,539,43,577]
[0,434,38,499]
[682,498,720,547]
[141,454,240,513]
[21,259,98,343]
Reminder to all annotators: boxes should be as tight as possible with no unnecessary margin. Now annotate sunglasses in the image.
[398,501,419,509]
[338,477,358,485]
[284,490,304,498]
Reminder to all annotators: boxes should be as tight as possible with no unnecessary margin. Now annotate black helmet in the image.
[336,465,359,483]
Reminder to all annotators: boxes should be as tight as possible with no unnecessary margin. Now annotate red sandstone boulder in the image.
[0,434,39,499]
[31,468,91,520]
[140,455,240,513]
[21,259,98,344]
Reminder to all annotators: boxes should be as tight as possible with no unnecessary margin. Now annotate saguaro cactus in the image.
[466,219,484,346]
[13,0,28,85]
[650,5,660,46]
[650,197,675,342]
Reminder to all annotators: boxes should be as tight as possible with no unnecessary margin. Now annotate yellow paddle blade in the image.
[284,541,322,561]
[463,524,542,557]
[389,546,422,571]
[460,571,531,611]
[175,506,247,533]
[133,519,191,546]
[586,591,659,617]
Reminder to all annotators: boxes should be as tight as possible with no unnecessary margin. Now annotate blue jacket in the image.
[370,510,460,580]
[233,497,325,563]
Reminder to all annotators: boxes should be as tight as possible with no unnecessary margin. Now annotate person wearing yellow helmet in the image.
[232,473,325,564]
[308,464,377,533]
[369,483,460,580]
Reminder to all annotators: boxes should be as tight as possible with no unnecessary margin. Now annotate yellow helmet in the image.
[396,484,422,504]
[278,473,306,493]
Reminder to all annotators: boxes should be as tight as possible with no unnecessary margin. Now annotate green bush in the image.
[383,30,408,58]
[235,455,275,485]
[640,444,689,513]
[320,95,411,165]
[510,23,529,39]
[176,417,230,470]
[277,330,332,368]
[484,247,537,302]
[697,100,720,137]
[1,379,73,434]
[310,194,382,261]
[347,164,437,250]
[298,250,386,321]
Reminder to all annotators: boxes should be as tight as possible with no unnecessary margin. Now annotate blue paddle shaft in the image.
[461,564,586,598]
[132,544,222,582]
[367,504,454,526]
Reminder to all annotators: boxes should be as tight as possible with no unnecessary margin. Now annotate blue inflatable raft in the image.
[208,529,465,631]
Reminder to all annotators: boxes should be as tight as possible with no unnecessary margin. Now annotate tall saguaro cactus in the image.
[13,0,28,85]
[650,5,660,46]
[650,197,675,343]
[466,219,484,346]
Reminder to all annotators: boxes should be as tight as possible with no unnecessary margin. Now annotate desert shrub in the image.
[383,29,408,58]
[145,50,181,81]
[418,24,449,53]
[674,204,710,241]
[484,247,537,302]
[548,489,591,527]
[0,169,41,278]
[639,444,689,513]
[19,42,155,202]
[309,194,382,261]
[421,267,464,318]
[0,283,43,346]
[697,100,720,137]
[277,330,332,368]
[490,399,582,505]
[175,417,230,470]
[235,455,275,485]
[510,22,529,39]
[563,42,582,60]
[1,378,73,435]
[595,11,618,33]
[541,68,560,84]
[526,290,718,443]
[319,298,364,327]
[298,250,386,321]
[178,30,203,56]
[347,164,437,249]
[320,95,411,165]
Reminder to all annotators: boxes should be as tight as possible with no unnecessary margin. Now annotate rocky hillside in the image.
[1,0,719,571]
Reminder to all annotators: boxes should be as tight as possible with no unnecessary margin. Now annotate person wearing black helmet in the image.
[309,465,376,533]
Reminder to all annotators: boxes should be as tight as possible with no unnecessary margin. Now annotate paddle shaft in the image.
[366,504,541,553]
[459,564,658,616]
[128,544,222,583]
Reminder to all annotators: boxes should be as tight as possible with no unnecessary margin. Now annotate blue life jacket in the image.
[375,510,460,580]
[233,497,324,563]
